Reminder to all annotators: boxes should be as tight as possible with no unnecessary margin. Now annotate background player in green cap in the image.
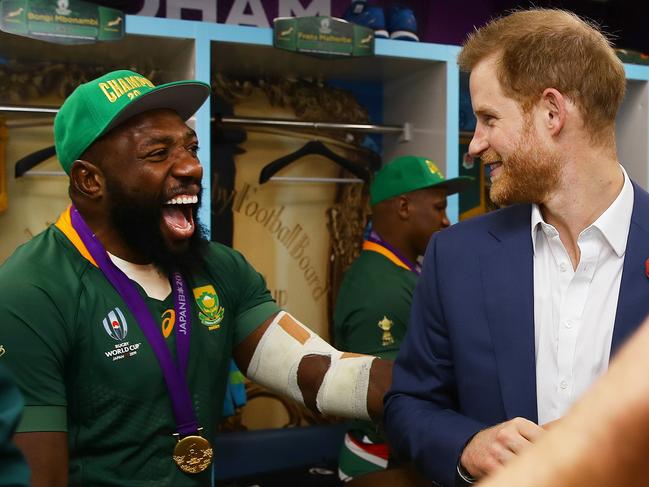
[333,155,472,482]
[0,69,391,486]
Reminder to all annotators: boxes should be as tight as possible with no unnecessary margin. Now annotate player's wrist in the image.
[457,431,481,484]
[456,462,476,484]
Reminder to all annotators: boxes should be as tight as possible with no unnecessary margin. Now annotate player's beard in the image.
[105,179,208,276]
[487,122,562,207]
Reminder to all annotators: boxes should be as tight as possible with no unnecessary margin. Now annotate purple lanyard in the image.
[367,230,421,276]
[70,206,199,436]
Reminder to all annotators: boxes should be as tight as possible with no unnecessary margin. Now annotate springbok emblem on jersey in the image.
[193,285,224,330]
[102,307,128,341]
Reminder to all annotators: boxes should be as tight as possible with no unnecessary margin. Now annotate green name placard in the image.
[0,0,124,45]
[274,16,374,58]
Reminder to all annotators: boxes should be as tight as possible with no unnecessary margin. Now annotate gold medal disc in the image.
[172,434,213,474]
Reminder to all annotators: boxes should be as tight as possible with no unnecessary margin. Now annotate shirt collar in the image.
[530,165,633,258]
[591,166,633,257]
[530,204,546,256]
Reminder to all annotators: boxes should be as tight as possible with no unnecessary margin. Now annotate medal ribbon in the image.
[364,230,421,276]
[70,205,199,436]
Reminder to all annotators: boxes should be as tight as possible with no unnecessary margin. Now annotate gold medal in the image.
[172,431,213,474]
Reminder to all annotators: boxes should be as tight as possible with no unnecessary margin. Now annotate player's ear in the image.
[539,88,567,137]
[70,159,105,199]
[396,195,410,220]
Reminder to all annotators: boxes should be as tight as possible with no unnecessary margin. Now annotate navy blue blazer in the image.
[384,182,649,486]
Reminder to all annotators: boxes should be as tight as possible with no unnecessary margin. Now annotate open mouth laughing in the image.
[162,193,198,241]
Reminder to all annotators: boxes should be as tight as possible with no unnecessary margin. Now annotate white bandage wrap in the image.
[246,311,375,420]
[316,353,374,421]
[246,311,338,403]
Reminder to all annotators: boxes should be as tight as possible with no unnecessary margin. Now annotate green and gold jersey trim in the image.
[361,240,410,271]
[55,205,98,267]
[18,405,67,432]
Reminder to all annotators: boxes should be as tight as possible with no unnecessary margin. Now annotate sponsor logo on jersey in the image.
[192,285,224,330]
[161,309,175,338]
[102,307,128,341]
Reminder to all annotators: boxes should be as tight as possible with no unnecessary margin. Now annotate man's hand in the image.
[541,418,560,431]
[460,417,544,479]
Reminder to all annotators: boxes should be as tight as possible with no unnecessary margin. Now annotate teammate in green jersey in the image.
[0,364,29,487]
[0,70,391,486]
[334,155,471,482]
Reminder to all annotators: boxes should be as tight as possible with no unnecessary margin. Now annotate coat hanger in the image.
[14,145,57,178]
[258,140,370,185]
[2,107,58,177]
[11,121,245,178]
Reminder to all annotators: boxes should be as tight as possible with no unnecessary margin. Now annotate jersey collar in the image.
[363,231,421,275]
[55,205,98,267]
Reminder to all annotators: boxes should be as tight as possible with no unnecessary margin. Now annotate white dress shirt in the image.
[532,166,633,425]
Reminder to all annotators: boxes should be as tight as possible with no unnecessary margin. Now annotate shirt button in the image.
[560,380,568,390]
[565,320,573,329]
[559,262,568,272]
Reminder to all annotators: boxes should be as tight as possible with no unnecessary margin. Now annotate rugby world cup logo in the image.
[102,307,129,341]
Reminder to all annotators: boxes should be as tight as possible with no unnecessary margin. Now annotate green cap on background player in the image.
[54,69,210,174]
[370,155,473,205]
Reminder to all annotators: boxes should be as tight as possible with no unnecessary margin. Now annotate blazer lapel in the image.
[479,205,538,422]
[612,183,649,355]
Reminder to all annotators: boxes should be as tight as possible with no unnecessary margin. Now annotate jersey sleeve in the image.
[336,289,406,359]
[217,248,280,345]
[0,364,29,486]
[334,260,413,359]
[0,277,71,432]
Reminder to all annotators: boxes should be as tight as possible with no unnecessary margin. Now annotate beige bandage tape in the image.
[246,311,375,420]
[246,311,337,404]
[316,352,374,420]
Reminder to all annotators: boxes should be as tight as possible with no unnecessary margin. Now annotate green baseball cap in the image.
[370,155,473,205]
[54,69,211,174]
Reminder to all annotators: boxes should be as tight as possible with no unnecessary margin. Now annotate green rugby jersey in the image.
[0,364,29,486]
[0,208,279,486]
[333,245,417,462]
[334,249,417,362]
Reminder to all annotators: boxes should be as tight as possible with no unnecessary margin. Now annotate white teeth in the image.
[165,195,198,205]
